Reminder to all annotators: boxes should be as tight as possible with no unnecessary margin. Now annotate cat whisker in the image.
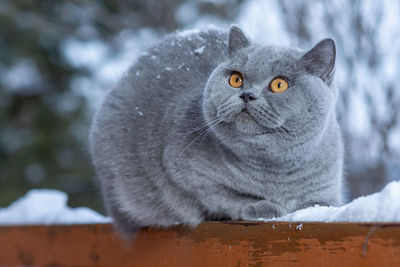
[217,99,242,121]
[256,104,280,122]
[275,127,285,140]
[177,118,223,157]
[198,119,224,145]
[162,116,221,140]
[249,105,281,128]
[278,125,295,137]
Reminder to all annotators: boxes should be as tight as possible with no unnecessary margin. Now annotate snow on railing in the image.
[1,181,400,225]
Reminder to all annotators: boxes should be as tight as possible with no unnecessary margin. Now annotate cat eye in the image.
[270,77,289,93]
[229,72,243,88]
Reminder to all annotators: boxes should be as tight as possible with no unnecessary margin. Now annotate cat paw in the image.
[240,201,287,220]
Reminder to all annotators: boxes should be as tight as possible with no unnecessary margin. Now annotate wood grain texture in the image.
[0,222,399,267]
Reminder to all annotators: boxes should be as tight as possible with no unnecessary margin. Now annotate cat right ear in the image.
[228,25,252,57]
[301,38,336,84]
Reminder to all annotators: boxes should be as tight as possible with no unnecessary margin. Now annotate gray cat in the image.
[90,25,344,237]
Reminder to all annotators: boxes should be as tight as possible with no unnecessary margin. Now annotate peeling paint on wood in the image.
[0,222,399,266]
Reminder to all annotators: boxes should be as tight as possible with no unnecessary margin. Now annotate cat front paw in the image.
[240,200,287,220]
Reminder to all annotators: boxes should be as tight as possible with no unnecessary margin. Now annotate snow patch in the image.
[177,28,201,38]
[194,45,206,54]
[176,25,219,39]
[135,106,143,116]
[1,59,43,94]
[237,0,290,45]
[259,181,400,222]
[175,2,199,25]
[0,189,111,225]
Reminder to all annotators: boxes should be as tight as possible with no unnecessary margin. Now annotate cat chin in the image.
[233,112,276,136]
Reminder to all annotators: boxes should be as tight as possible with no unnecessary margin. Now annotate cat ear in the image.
[301,38,336,84]
[228,25,252,57]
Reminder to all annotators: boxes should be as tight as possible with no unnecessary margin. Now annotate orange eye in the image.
[270,77,289,93]
[229,72,243,88]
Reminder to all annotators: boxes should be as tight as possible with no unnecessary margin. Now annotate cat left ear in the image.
[228,25,252,57]
[301,38,336,84]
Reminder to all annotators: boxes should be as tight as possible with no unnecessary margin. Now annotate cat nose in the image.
[239,92,256,103]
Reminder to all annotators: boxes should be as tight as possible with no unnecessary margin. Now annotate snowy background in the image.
[1,0,400,222]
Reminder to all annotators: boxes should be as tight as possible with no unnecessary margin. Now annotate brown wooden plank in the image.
[0,222,399,267]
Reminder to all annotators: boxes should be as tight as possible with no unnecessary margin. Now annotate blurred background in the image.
[1,0,399,213]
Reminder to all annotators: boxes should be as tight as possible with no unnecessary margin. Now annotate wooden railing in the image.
[0,222,399,266]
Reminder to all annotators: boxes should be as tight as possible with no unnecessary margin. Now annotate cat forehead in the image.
[228,45,304,78]
[228,45,303,71]
[247,46,303,66]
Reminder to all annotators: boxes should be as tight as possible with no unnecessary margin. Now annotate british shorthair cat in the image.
[90,25,344,237]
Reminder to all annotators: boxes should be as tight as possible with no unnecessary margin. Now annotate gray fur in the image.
[90,25,344,237]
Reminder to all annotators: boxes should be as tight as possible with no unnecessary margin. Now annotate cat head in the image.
[202,25,338,155]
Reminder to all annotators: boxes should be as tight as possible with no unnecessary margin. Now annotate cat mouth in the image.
[235,109,278,135]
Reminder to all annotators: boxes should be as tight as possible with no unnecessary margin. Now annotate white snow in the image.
[194,45,206,54]
[61,39,108,69]
[0,189,111,225]
[1,181,400,226]
[296,223,303,230]
[175,2,199,25]
[1,59,43,94]
[176,25,219,39]
[176,28,201,38]
[260,181,400,223]
[237,0,291,46]
[62,28,158,111]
